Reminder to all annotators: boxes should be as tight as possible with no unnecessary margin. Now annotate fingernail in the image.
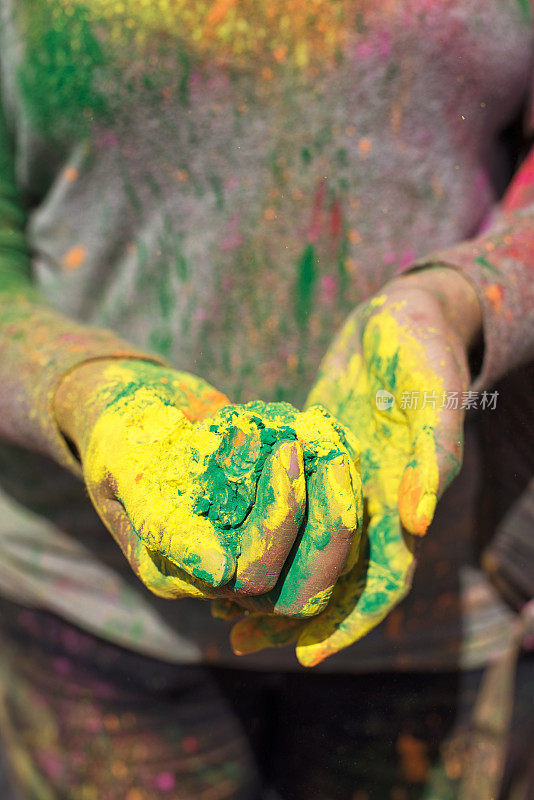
[189,548,235,587]
[329,455,352,491]
[279,441,301,478]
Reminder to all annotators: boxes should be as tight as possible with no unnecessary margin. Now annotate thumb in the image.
[398,406,463,536]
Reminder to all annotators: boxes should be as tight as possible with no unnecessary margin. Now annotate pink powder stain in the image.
[383,251,396,266]
[221,233,243,252]
[155,772,176,792]
[354,41,375,60]
[85,716,104,734]
[195,307,209,322]
[221,214,243,252]
[95,130,119,149]
[39,754,63,779]
[354,30,391,62]
[398,248,416,271]
[189,70,202,90]
[225,176,240,193]
[53,657,72,676]
[320,274,338,302]
[377,30,392,60]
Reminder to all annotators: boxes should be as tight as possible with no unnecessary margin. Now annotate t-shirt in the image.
[0,0,533,671]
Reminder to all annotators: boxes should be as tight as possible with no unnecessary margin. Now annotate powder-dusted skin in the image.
[83,370,362,611]
[231,301,458,664]
[86,386,231,583]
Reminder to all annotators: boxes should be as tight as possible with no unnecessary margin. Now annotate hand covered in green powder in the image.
[53,359,362,611]
[230,267,482,665]
[216,401,362,618]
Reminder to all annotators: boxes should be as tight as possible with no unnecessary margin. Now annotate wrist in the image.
[53,358,231,454]
[53,358,131,448]
[387,265,482,350]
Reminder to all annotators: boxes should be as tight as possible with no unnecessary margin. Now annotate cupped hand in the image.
[54,359,235,597]
[228,402,362,618]
[231,267,481,665]
[53,360,362,611]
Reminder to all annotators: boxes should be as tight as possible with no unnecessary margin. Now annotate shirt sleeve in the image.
[412,147,534,391]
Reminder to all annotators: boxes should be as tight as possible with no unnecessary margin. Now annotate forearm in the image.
[0,292,165,472]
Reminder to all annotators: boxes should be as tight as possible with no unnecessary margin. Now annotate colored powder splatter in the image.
[86,379,357,584]
[19,1,110,138]
[50,0,364,68]
[295,244,317,330]
[193,400,355,540]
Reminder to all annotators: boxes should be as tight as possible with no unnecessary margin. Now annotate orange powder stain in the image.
[273,45,288,63]
[398,465,430,536]
[398,466,422,511]
[348,229,362,245]
[358,137,372,157]
[180,386,229,422]
[64,166,79,182]
[205,0,237,27]
[62,245,86,270]
[484,283,503,311]
[174,170,189,183]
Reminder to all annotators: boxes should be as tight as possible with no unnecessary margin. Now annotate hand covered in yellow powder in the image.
[53,359,237,598]
[230,267,482,666]
[53,360,362,608]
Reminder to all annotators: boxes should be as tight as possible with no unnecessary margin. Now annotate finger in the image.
[295,511,415,667]
[86,466,235,590]
[234,441,306,595]
[398,400,463,536]
[272,454,360,617]
[136,508,236,588]
[398,337,466,537]
[96,496,214,599]
[211,599,244,620]
[230,614,306,656]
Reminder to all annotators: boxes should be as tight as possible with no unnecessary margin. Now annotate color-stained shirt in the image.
[0,0,533,671]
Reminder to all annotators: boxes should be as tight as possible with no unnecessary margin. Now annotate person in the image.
[0,1,533,798]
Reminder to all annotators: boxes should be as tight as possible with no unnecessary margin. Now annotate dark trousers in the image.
[0,597,533,800]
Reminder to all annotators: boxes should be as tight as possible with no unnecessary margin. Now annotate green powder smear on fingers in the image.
[193,401,359,546]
